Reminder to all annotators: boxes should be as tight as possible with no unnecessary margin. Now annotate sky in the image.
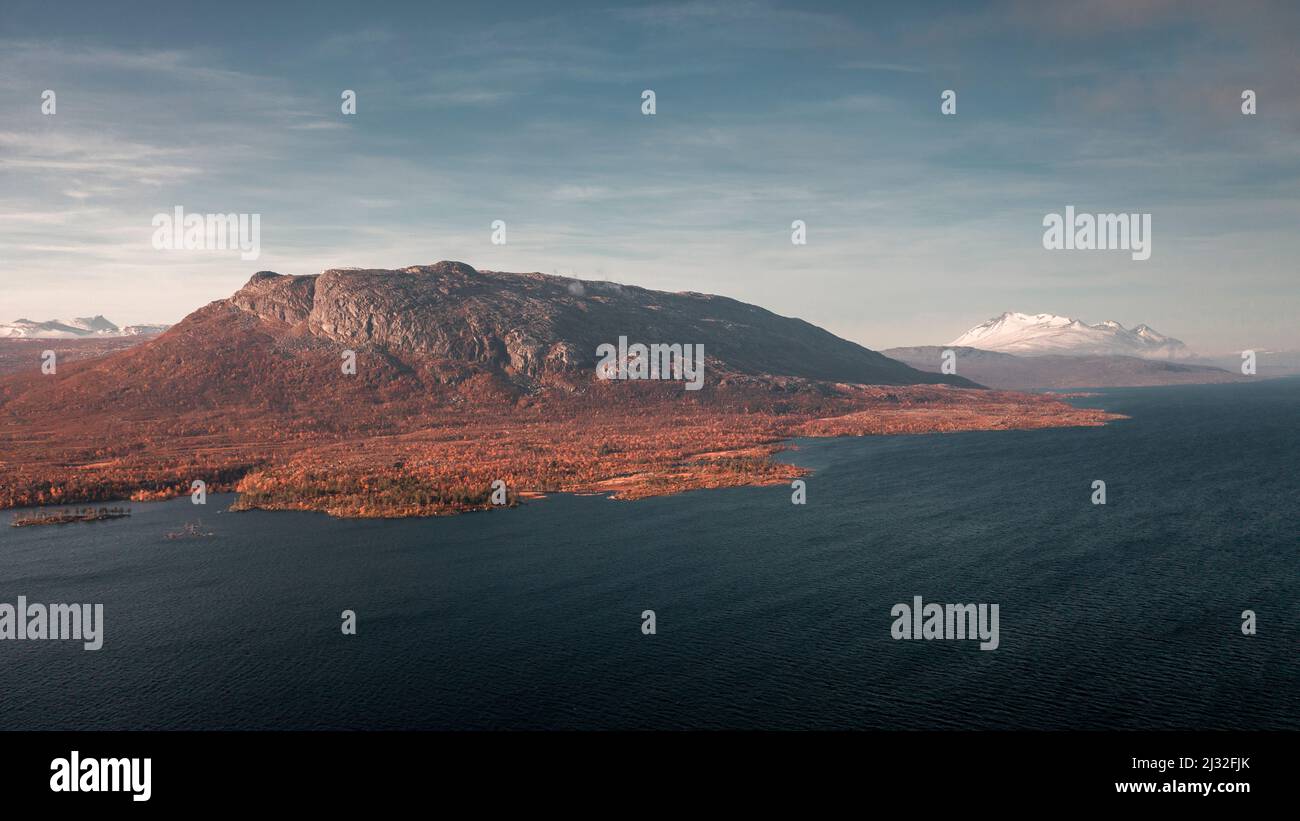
[1,0,1297,353]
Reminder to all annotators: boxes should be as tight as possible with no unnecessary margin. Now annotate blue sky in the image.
[1,0,1297,352]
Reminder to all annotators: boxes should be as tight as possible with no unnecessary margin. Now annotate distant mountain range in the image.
[949,312,1191,359]
[0,315,170,339]
[883,346,1243,391]
[883,310,1300,389]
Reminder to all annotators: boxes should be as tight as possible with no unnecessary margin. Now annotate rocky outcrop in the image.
[230,271,315,325]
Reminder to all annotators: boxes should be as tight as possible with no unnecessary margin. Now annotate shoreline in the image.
[3,398,1123,520]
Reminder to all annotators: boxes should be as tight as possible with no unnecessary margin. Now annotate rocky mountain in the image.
[0,315,170,339]
[949,312,1191,359]
[224,261,973,389]
[883,346,1241,390]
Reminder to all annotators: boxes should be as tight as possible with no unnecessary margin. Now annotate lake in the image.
[1,379,1296,729]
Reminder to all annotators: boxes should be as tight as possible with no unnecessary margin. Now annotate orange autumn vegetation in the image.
[0,375,1121,518]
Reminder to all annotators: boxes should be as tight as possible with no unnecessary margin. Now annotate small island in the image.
[11,506,132,527]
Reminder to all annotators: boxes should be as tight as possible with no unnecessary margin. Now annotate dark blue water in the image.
[2,379,1296,729]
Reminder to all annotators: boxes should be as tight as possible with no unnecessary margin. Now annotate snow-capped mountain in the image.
[949,312,1191,359]
[0,315,170,339]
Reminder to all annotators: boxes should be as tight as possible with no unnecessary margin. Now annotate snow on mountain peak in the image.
[950,312,1191,359]
[0,316,169,339]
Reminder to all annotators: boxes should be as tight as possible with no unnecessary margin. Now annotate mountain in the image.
[223,262,975,389]
[883,346,1242,390]
[0,315,170,339]
[0,262,1119,517]
[949,312,1191,359]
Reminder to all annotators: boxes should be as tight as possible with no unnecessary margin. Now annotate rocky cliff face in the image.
[230,270,316,325]
[226,261,971,389]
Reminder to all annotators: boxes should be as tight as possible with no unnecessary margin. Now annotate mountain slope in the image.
[950,312,1191,359]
